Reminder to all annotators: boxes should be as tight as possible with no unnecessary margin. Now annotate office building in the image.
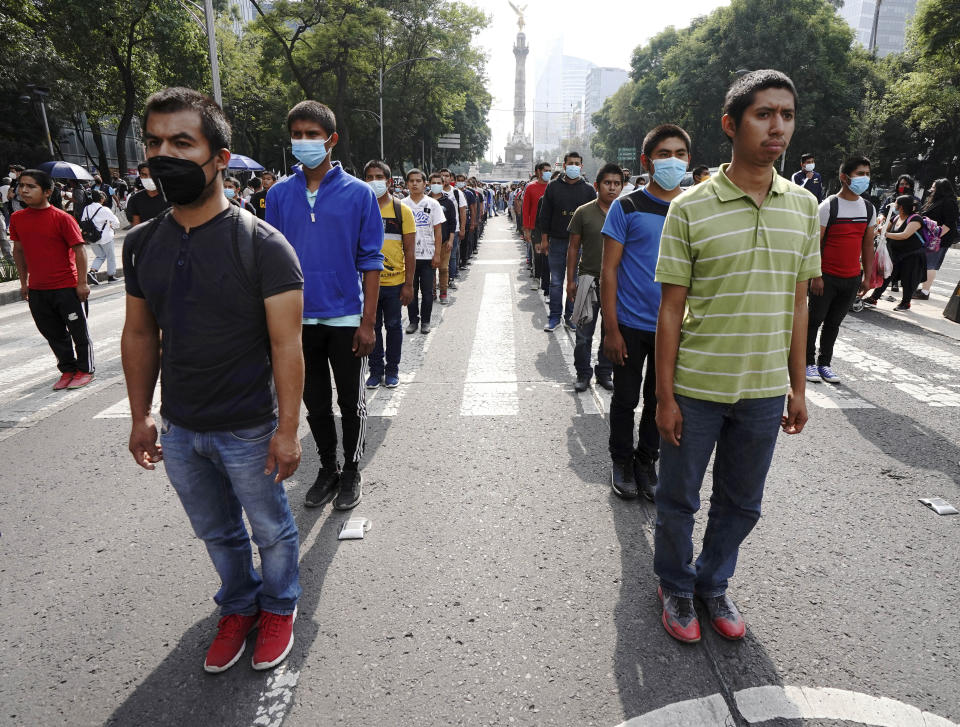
[837,0,918,56]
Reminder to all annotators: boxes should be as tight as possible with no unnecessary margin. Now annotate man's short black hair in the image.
[223,176,241,188]
[9,164,24,172]
[363,159,391,178]
[406,168,426,183]
[800,153,815,164]
[19,169,53,192]
[840,155,870,177]
[439,167,451,175]
[692,164,710,178]
[563,151,582,164]
[286,100,336,136]
[596,162,625,185]
[136,161,150,173]
[535,161,551,173]
[723,69,798,128]
[429,171,443,182]
[456,173,467,180]
[642,124,691,159]
[90,189,105,203]
[262,171,276,180]
[248,177,261,190]
[143,86,231,152]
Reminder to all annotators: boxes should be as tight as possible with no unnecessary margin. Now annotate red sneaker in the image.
[204,612,260,673]
[251,607,296,671]
[700,594,746,640]
[658,585,701,643]
[52,372,74,390]
[67,371,94,389]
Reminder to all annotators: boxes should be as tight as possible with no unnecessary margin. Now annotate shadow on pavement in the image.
[106,419,393,725]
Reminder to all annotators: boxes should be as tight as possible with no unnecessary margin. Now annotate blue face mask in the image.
[848,176,870,196]
[565,165,581,179]
[430,183,443,195]
[291,138,328,169]
[542,170,552,182]
[368,180,387,198]
[456,181,466,189]
[224,188,236,199]
[652,157,688,191]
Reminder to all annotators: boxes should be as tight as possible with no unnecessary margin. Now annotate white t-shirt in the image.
[442,187,466,233]
[401,195,445,259]
[81,202,121,244]
[817,196,877,228]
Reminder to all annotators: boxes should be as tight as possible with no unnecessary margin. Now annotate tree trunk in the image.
[87,116,112,180]
[110,41,138,178]
[73,114,97,169]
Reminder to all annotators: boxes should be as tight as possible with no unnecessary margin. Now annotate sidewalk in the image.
[863,288,960,342]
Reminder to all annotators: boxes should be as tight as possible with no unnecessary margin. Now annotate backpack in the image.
[80,206,107,243]
[823,194,875,236]
[908,214,942,253]
[131,207,261,297]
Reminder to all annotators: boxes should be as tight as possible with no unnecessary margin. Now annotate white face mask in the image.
[804,163,815,172]
[141,177,157,192]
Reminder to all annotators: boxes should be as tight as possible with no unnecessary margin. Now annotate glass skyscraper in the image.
[838,0,919,56]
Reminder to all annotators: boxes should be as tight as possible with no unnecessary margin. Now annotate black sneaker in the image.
[596,375,614,391]
[334,470,362,510]
[611,460,638,499]
[574,377,590,392]
[305,467,340,508]
[86,271,100,286]
[912,289,929,301]
[891,284,900,293]
[633,457,658,502]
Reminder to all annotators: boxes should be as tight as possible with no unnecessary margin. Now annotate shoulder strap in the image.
[392,198,402,226]
[863,198,875,223]
[824,195,839,232]
[127,208,170,263]
[232,208,261,297]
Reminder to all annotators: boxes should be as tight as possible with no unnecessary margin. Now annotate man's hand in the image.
[264,427,301,483]
[352,322,375,357]
[781,391,808,434]
[76,282,90,302]
[858,279,871,297]
[523,230,531,243]
[431,254,440,269]
[400,282,413,306]
[20,285,28,301]
[602,327,628,366]
[656,397,683,446]
[809,277,824,296]
[129,416,162,470]
[566,280,577,301]
[541,239,549,255]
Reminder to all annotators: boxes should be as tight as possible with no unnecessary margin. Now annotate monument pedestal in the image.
[503,136,534,180]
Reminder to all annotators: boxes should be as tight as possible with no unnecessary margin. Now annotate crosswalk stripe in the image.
[461,272,518,415]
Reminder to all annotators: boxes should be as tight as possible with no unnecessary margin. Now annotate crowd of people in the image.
[3,66,956,672]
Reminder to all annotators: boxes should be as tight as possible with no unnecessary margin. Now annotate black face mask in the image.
[147,154,216,205]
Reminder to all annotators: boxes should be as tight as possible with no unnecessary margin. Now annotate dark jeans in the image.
[302,323,367,470]
[654,394,784,598]
[449,232,460,280]
[807,273,861,366]
[371,283,402,378]
[547,236,574,322]
[573,298,612,380]
[28,286,94,374]
[407,259,434,325]
[608,324,659,464]
[873,253,925,306]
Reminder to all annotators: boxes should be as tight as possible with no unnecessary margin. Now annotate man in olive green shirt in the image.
[566,163,624,391]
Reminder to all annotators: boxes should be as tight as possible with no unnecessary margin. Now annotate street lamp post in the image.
[378,56,441,160]
[176,0,222,106]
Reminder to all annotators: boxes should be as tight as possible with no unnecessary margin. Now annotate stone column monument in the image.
[503,2,534,179]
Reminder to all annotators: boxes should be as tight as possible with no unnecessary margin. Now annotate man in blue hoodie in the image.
[266,101,384,512]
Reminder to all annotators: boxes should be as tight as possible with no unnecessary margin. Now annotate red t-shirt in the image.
[8,206,84,289]
[522,180,547,231]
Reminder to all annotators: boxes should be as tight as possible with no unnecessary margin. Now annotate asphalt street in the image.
[1,214,958,727]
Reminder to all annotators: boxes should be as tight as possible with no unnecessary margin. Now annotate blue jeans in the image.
[573,297,612,380]
[654,394,784,599]
[371,283,402,378]
[160,417,301,616]
[548,237,573,322]
[449,233,460,280]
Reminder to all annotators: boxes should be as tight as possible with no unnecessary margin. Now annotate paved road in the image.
[1,215,958,727]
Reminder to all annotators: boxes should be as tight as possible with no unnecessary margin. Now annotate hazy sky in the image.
[462,0,731,160]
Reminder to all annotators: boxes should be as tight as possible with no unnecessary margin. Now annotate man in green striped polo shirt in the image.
[653,70,821,644]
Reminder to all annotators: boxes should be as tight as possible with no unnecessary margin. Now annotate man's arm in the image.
[12,240,28,300]
[122,295,162,469]
[810,224,827,295]
[566,232,581,300]
[73,244,90,302]
[431,223,442,268]
[264,289,304,483]
[458,196,467,234]
[401,229,415,306]
[859,223,876,295]
[537,186,553,250]
[353,269,379,357]
[783,279,809,435]
[600,236,627,365]
[655,283,688,446]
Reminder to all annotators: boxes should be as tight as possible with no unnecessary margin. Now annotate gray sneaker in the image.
[420,322,431,334]
[405,321,419,334]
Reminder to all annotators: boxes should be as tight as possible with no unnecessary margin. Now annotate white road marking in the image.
[94,387,161,418]
[806,386,875,409]
[470,258,523,265]
[616,693,732,726]
[461,273,518,415]
[832,340,960,406]
[843,317,960,373]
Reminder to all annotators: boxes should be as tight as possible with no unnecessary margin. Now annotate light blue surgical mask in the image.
[224,188,236,199]
[652,157,688,191]
[368,180,387,198]
[541,170,552,182]
[565,164,581,179]
[848,176,870,196]
[456,181,466,189]
[291,138,328,169]
[430,183,443,195]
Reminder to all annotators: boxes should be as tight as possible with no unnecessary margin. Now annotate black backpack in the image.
[80,206,107,243]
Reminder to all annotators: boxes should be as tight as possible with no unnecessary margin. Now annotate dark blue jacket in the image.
[266,163,383,318]
[792,169,824,202]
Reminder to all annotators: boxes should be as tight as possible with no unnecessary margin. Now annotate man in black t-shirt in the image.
[250,171,275,220]
[122,87,305,675]
[125,162,171,225]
